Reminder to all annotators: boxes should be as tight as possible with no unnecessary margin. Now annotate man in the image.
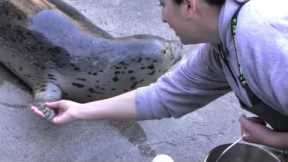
[32,0,288,149]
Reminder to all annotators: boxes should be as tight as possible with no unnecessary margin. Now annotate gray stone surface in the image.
[0,0,245,162]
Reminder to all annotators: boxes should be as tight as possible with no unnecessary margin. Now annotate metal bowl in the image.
[204,143,281,162]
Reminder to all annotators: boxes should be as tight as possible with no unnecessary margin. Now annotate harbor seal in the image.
[0,0,182,120]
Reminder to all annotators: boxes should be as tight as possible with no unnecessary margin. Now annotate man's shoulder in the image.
[239,0,288,24]
[236,0,288,41]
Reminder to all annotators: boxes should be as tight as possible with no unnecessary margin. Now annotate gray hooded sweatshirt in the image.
[136,0,288,120]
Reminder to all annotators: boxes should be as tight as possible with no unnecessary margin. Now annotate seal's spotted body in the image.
[0,0,182,118]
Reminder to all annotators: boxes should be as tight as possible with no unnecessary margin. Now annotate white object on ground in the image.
[152,154,174,162]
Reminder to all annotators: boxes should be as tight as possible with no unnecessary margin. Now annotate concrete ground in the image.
[0,0,245,162]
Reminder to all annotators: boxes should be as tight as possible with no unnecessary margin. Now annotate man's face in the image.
[159,0,207,45]
[159,0,194,44]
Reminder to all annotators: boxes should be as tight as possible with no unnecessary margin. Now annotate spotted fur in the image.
[0,0,182,117]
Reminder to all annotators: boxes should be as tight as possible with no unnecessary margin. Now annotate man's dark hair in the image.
[173,0,225,6]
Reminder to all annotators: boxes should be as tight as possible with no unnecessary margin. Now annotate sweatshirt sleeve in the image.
[135,44,231,120]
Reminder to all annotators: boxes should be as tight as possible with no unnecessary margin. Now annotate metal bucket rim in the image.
[204,142,281,162]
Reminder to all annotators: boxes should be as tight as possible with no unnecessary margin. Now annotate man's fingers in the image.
[239,115,250,128]
[239,115,253,139]
[240,115,267,129]
[51,114,68,124]
[31,106,45,117]
[239,115,271,143]
[45,101,62,109]
[247,117,266,126]
[51,116,61,124]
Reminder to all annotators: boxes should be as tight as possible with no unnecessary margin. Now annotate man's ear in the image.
[182,0,197,18]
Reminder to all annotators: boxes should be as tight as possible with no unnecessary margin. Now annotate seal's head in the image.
[148,35,183,69]
[122,34,183,68]
[161,39,183,65]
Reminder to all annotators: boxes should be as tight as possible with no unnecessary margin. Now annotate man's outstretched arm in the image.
[31,90,137,124]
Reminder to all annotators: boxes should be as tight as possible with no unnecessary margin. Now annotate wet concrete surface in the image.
[0,0,245,162]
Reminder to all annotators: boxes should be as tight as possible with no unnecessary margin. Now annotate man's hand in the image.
[31,90,137,124]
[239,115,288,149]
[31,100,83,124]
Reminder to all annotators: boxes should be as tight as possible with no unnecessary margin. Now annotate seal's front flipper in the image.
[33,82,62,121]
